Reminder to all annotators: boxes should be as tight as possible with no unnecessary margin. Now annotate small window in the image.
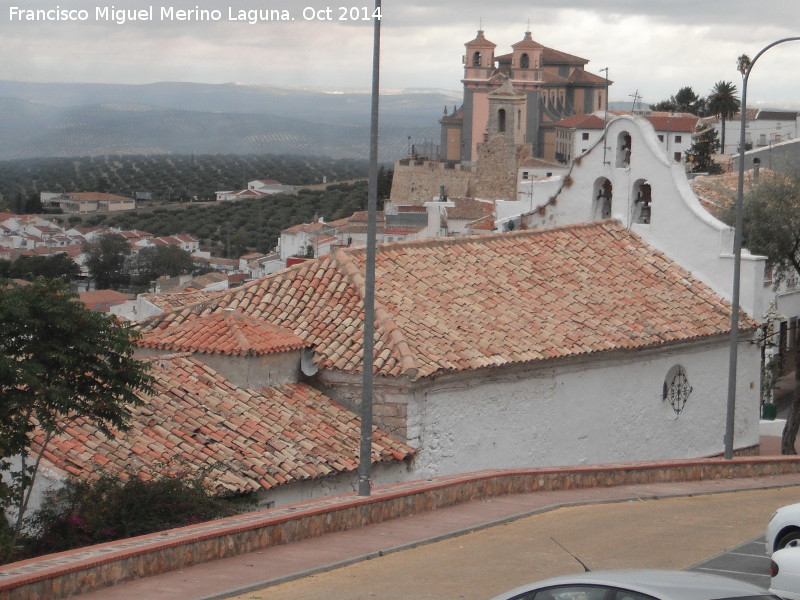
[663,365,692,417]
[522,171,529,180]
[657,135,664,142]
[674,135,682,143]
[581,132,590,141]
[673,152,682,162]
[764,261,774,285]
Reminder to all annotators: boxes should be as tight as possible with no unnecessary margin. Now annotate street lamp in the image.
[358,0,382,496]
[724,36,800,459]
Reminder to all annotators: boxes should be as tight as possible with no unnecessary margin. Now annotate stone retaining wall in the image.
[2,455,800,600]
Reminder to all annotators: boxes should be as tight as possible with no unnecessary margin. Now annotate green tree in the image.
[723,172,800,453]
[83,233,131,290]
[650,86,706,115]
[0,279,152,538]
[24,472,243,557]
[377,166,393,200]
[708,81,741,154]
[685,125,722,174]
[9,253,79,282]
[128,245,195,289]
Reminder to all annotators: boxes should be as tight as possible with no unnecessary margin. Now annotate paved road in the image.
[690,536,770,589]
[221,487,797,600]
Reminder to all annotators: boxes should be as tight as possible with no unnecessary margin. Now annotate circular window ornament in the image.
[663,365,692,417]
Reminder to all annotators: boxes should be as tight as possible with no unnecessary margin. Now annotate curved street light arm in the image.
[725,36,800,459]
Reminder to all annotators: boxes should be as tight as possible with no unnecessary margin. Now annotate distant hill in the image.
[0,81,453,161]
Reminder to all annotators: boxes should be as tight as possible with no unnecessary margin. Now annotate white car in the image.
[767,503,800,556]
[770,546,800,599]
[489,569,779,600]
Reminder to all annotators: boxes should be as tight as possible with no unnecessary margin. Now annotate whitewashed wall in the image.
[406,338,760,479]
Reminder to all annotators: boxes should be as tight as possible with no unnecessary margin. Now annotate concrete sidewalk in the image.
[69,432,800,600]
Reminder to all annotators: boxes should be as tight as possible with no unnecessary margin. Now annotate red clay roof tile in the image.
[138,222,754,381]
[33,354,413,494]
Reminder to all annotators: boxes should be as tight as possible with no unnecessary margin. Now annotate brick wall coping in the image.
[1,454,799,599]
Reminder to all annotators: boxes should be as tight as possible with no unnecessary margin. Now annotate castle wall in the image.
[389,160,474,205]
[475,137,532,200]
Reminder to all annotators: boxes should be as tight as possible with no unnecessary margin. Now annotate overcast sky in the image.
[2,1,799,107]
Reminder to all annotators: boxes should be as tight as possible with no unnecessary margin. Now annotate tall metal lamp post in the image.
[358,0,382,496]
[724,36,800,459]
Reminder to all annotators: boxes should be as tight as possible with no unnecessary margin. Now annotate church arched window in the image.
[520,53,529,68]
[498,109,506,133]
[472,51,482,67]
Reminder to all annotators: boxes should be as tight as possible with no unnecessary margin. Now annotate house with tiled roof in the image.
[278,211,427,265]
[111,288,227,322]
[135,234,199,254]
[31,353,413,508]
[40,192,136,213]
[216,180,294,202]
[78,289,135,312]
[247,179,294,195]
[552,112,698,165]
[138,220,761,482]
[703,108,799,154]
[215,188,267,202]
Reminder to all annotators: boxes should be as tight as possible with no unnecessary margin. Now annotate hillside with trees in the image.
[0,154,371,212]
[93,179,382,257]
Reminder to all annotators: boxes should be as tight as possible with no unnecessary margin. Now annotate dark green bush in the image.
[18,473,252,560]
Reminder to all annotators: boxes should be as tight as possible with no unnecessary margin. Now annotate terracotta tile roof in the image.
[690,169,773,217]
[139,222,753,381]
[511,32,543,51]
[519,157,566,170]
[447,197,495,220]
[78,290,135,311]
[66,192,134,202]
[646,115,699,133]
[568,69,608,85]
[33,354,414,494]
[468,214,497,231]
[282,221,328,235]
[142,289,227,311]
[554,114,606,130]
[138,309,308,356]
[541,46,588,65]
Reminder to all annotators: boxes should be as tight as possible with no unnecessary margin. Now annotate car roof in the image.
[491,569,775,600]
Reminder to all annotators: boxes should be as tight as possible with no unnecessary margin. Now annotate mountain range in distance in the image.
[0,80,457,162]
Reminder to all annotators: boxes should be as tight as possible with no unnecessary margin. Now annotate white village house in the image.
[215,179,294,202]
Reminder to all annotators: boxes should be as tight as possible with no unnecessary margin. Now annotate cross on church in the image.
[629,89,642,113]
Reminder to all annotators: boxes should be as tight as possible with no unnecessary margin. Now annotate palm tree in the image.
[708,81,741,154]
